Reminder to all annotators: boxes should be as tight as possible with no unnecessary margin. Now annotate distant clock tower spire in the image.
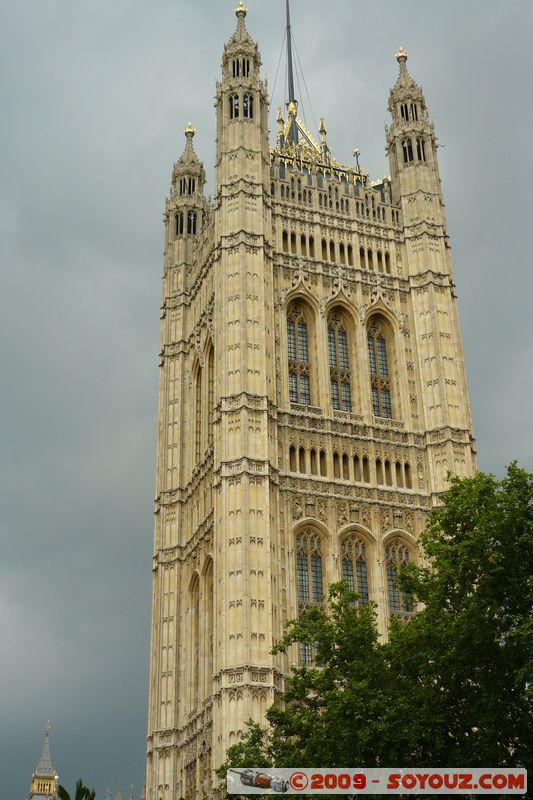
[29,723,59,799]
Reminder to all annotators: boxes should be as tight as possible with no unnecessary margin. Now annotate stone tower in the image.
[145,5,476,799]
[28,724,59,800]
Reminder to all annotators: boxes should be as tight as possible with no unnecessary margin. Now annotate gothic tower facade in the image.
[146,5,476,799]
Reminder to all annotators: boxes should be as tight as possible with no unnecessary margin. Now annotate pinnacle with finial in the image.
[235,0,247,18]
[396,46,408,64]
[184,122,196,138]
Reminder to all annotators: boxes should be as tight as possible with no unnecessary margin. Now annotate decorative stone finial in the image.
[235,0,247,19]
[396,46,408,65]
[287,101,297,118]
[184,122,196,139]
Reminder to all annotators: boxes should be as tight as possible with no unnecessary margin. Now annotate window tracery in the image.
[328,312,351,411]
[367,317,393,418]
[385,538,414,616]
[341,535,369,606]
[287,304,311,405]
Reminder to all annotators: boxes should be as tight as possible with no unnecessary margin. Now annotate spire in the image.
[34,722,55,778]
[286,0,296,106]
[285,0,299,144]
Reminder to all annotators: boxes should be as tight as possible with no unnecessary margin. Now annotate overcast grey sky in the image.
[1,1,532,798]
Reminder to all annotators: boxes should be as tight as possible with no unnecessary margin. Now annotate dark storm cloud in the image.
[1,1,531,798]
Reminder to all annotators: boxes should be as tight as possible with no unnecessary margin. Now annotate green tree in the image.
[58,779,96,800]
[219,465,532,784]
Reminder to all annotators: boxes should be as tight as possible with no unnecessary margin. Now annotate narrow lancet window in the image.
[368,317,393,418]
[287,304,311,405]
[341,536,369,606]
[328,312,351,411]
[386,539,414,616]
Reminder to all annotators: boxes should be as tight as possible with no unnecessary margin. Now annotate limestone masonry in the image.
[146,4,476,798]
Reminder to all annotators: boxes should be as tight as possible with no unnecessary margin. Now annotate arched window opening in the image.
[194,368,202,462]
[385,459,393,486]
[341,536,369,606]
[359,246,366,268]
[188,178,195,195]
[300,234,307,256]
[329,240,336,262]
[205,560,214,695]
[322,239,328,260]
[395,461,404,488]
[289,445,297,472]
[243,93,254,119]
[386,539,414,615]
[416,137,426,162]
[367,316,393,419]
[290,232,297,255]
[309,236,315,258]
[175,212,184,236]
[296,529,324,666]
[296,530,324,607]
[339,243,346,264]
[310,448,318,475]
[320,450,327,476]
[400,102,408,121]
[342,453,350,480]
[287,304,311,405]
[376,457,384,485]
[405,462,412,489]
[319,194,323,207]
[282,230,288,253]
[377,251,383,271]
[189,575,200,709]
[271,182,275,196]
[243,58,250,77]
[187,210,197,236]
[367,249,373,270]
[333,452,341,478]
[385,252,391,273]
[353,454,361,481]
[229,93,239,119]
[232,59,240,78]
[328,311,352,412]
[347,244,354,266]
[410,102,418,121]
[207,345,214,447]
[362,456,370,482]
[299,447,306,473]
[402,138,414,164]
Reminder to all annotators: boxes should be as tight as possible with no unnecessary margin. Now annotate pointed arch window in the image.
[367,317,393,418]
[402,138,414,164]
[187,210,197,235]
[243,93,254,119]
[287,304,311,405]
[341,535,369,606]
[385,539,414,616]
[175,211,184,236]
[189,575,200,709]
[328,312,352,411]
[229,93,239,119]
[416,138,426,162]
[194,367,202,462]
[296,529,324,607]
[207,345,214,447]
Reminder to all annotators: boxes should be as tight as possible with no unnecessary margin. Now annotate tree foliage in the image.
[58,779,96,800]
[219,465,532,786]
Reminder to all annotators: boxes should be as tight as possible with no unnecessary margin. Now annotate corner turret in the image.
[386,48,448,275]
